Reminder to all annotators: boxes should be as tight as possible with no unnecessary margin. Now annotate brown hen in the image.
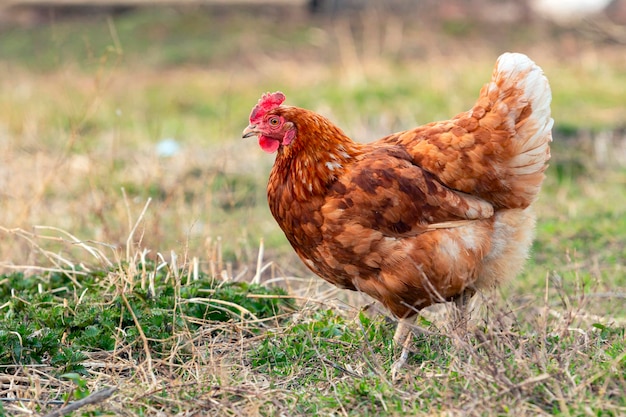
[243,53,552,372]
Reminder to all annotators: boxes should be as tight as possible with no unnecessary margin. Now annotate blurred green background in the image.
[0,0,625,280]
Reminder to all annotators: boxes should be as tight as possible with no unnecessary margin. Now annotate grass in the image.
[0,266,293,368]
[0,4,625,416]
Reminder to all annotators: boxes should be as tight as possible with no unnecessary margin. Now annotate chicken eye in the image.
[268,117,280,127]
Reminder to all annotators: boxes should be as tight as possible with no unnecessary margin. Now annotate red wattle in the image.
[259,135,280,153]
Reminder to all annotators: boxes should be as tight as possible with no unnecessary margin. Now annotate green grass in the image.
[2,259,624,416]
[0,5,625,417]
[0,265,293,369]
[246,294,626,415]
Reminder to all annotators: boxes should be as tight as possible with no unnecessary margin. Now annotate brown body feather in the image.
[251,53,552,319]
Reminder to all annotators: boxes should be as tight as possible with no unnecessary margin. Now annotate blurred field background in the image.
[1,0,626,270]
[0,0,625,415]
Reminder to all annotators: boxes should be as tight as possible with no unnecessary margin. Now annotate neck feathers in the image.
[270,108,361,199]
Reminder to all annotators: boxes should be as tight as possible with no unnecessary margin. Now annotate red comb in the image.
[249,91,286,124]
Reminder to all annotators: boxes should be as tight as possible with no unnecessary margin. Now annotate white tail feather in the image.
[492,53,553,202]
[494,52,553,157]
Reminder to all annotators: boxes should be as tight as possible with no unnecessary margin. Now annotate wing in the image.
[321,145,494,240]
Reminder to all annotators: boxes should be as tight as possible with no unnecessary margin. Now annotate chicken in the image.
[242,52,552,371]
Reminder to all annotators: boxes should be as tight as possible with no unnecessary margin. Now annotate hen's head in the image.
[242,91,296,153]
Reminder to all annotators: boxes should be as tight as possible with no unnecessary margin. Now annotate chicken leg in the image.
[391,288,476,378]
[390,317,414,379]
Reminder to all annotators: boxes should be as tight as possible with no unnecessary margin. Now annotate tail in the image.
[382,53,552,209]
[481,52,553,208]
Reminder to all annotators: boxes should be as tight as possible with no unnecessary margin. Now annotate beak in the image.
[242,124,258,139]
